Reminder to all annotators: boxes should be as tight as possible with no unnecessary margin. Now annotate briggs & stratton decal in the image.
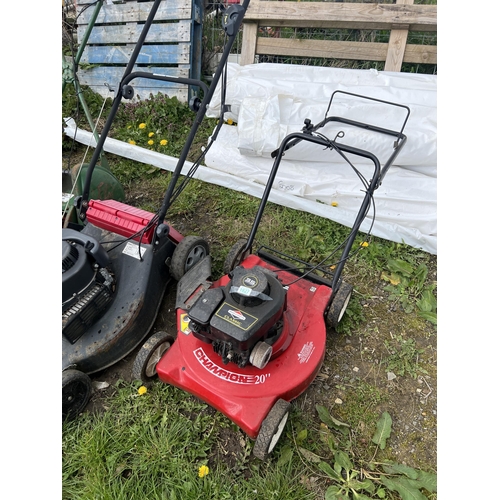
[215,302,258,331]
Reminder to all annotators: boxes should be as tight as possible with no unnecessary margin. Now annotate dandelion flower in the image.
[160,139,168,146]
[198,465,209,478]
[139,123,146,129]
[138,386,147,395]
[360,241,369,247]
[148,139,154,146]
[148,132,155,137]
[331,201,338,207]
[128,140,136,145]
[227,119,233,125]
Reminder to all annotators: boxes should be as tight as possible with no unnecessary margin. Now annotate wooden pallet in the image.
[75,0,203,102]
[240,0,437,72]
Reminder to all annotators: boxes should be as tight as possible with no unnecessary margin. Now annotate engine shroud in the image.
[187,266,286,367]
[62,229,115,344]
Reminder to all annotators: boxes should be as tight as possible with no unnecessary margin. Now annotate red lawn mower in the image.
[132,91,410,459]
[62,0,251,421]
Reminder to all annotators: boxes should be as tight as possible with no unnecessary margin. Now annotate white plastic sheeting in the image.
[205,63,437,254]
[63,63,437,254]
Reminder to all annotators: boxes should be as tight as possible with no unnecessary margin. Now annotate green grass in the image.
[63,381,318,500]
[63,379,436,500]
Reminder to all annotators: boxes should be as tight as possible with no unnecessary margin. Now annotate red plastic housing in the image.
[156,254,332,439]
[85,199,183,245]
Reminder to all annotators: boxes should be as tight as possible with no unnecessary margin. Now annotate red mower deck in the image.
[156,254,331,439]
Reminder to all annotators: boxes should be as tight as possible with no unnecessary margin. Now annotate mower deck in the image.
[62,200,182,374]
[156,254,331,438]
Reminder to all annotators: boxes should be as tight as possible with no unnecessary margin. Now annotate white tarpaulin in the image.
[205,63,437,254]
[63,63,436,255]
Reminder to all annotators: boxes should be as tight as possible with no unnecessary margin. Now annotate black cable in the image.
[167,34,231,209]
[102,210,161,260]
[278,165,377,287]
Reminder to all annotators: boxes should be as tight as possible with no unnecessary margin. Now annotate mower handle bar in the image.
[76,0,251,225]
[271,90,410,186]
[244,131,383,293]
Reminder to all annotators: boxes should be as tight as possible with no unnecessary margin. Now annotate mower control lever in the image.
[222,4,245,36]
[302,119,314,132]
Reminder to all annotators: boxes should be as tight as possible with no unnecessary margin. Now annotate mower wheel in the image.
[223,238,250,275]
[132,331,175,384]
[62,369,92,422]
[170,235,209,281]
[253,399,291,460]
[326,282,353,330]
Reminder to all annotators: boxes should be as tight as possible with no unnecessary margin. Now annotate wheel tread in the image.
[253,399,291,460]
[131,331,174,384]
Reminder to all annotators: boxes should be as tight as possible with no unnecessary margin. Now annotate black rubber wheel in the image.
[131,331,175,384]
[223,238,250,275]
[62,369,92,422]
[253,399,291,460]
[326,282,353,330]
[170,235,209,281]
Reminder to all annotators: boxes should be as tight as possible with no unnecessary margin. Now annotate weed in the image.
[296,406,437,500]
[111,93,217,159]
[382,335,427,379]
[381,259,437,324]
[335,293,365,335]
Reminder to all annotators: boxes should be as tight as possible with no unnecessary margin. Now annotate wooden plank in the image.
[78,66,190,87]
[87,85,189,102]
[384,0,413,72]
[81,43,190,65]
[78,65,191,100]
[254,38,436,65]
[77,20,191,44]
[255,38,388,62]
[243,2,437,31]
[402,44,436,65]
[241,22,259,66]
[77,0,192,25]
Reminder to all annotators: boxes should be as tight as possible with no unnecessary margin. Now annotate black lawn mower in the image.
[62,0,251,421]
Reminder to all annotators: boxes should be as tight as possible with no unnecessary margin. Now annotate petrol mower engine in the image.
[186,265,287,369]
[62,229,114,345]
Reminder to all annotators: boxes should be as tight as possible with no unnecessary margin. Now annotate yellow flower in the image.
[198,465,209,478]
[331,202,338,207]
[148,139,154,146]
[360,241,369,247]
[138,386,147,395]
[160,139,168,146]
[139,123,146,129]
[148,132,155,137]
[128,140,136,145]
[226,119,233,125]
